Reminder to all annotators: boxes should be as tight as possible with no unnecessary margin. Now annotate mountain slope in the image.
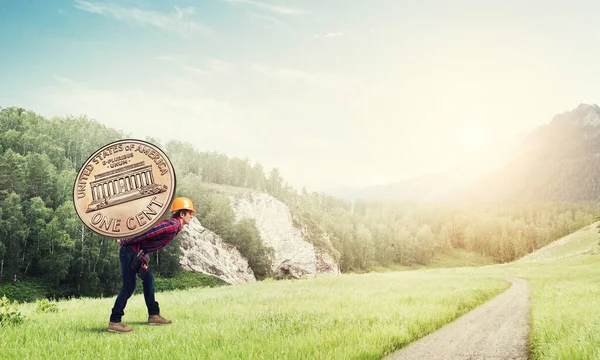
[328,103,600,204]
[460,103,600,203]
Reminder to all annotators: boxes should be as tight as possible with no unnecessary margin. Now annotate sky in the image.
[1,0,600,191]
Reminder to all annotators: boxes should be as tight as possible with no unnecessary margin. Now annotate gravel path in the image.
[384,277,530,360]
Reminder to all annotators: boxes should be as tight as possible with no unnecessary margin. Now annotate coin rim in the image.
[72,138,177,238]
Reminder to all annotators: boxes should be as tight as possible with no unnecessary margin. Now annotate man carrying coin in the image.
[107,197,195,333]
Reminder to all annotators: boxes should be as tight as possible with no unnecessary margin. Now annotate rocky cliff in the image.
[227,192,341,279]
[179,217,256,285]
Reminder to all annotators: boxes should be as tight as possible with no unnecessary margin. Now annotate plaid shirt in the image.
[119,218,182,254]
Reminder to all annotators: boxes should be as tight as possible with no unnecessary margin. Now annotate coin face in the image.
[73,139,176,238]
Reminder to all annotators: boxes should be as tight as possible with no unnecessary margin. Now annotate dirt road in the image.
[384,277,530,360]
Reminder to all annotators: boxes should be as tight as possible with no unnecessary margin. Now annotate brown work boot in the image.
[108,321,133,333]
[148,314,172,325]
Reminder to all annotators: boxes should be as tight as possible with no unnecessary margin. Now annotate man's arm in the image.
[119,220,169,246]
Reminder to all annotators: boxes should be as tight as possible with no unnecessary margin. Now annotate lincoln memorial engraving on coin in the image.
[73,139,176,238]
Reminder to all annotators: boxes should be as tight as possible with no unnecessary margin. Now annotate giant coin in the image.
[73,139,176,238]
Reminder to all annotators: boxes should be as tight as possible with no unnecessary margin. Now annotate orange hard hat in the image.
[170,197,196,213]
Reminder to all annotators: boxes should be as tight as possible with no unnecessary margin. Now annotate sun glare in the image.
[460,126,489,152]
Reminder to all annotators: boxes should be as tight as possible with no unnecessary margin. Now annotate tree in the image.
[22,197,52,274]
[267,167,283,198]
[0,149,25,201]
[24,153,57,206]
[248,163,266,191]
[227,218,274,280]
[54,169,76,207]
[354,223,373,268]
[0,193,29,276]
[227,157,250,187]
[38,217,75,287]
[0,107,25,133]
[165,140,200,177]
[415,224,435,263]
[0,129,22,154]
[150,234,183,277]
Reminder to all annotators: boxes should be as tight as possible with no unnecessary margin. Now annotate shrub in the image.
[226,218,274,280]
[0,295,23,326]
[0,277,49,302]
[35,298,58,314]
[153,271,229,292]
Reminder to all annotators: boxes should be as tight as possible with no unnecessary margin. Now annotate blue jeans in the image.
[110,246,160,323]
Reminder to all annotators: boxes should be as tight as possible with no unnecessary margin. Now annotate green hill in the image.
[516,221,600,263]
[501,222,600,359]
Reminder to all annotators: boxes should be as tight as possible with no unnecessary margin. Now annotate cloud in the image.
[314,32,345,39]
[74,0,104,13]
[207,59,233,75]
[156,55,179,62]
[52,75,81,87]
[184,65,210,76]
[250,63,351,91]
[246,11,287,29]
[223,0,307,15]
[158,56,233,76]
[251,63,316,82]
[73,1,212,37]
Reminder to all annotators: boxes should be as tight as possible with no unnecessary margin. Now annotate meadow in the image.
[2,271,507,359]
[508,222,600,360]
[2,222,600,359]
[447,221,600,360]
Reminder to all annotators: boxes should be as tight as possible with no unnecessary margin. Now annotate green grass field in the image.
[368,249,495,274]
[445,221,600,359]
[2,272,507,359]
[517,258,600,360]
[504,222,600,360]
[3,222,600,359]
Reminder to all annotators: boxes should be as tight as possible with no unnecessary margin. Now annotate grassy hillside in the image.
[516,221,600,263]
[502,222,600,359]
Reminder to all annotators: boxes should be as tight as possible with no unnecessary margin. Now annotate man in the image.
[107,196,195,333]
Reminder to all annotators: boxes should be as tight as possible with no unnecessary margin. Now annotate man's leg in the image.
[109,246,136,332]
[143,267,172,325]
[142,267,159,316]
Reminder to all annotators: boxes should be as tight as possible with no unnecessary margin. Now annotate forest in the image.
[0,106,597,300]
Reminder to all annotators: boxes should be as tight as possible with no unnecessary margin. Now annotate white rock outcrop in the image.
[179,217,256,285]
[228,192,341,278]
